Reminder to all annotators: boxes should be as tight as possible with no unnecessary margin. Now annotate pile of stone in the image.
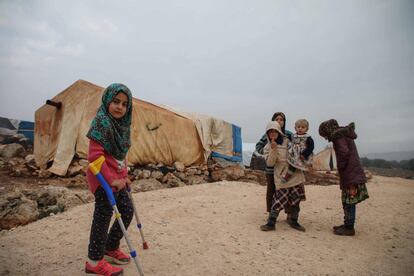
[129,160,256,192]
[0,130,31,150]
[0,131,43,177]
[0,186,93,230]
[304,169,372,186]
[304,170,341,186]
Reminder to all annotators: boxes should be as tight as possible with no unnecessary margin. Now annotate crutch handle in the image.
[89,156,116,206]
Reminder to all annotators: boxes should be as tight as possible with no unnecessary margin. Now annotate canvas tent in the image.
[34,80,242,176]
[312,145,337,171]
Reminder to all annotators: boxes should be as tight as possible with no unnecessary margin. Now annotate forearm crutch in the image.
[89,156,144,276]
[126,186,149,249]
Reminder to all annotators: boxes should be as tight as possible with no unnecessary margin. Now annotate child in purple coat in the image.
[319,119,369,236]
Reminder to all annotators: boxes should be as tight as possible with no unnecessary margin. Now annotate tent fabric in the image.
[312,146,337,171]
[34,80,240,176]
[157,105,242,162]
[210,124,242,162]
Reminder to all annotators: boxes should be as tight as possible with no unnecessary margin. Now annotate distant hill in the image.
[361,151,414,162]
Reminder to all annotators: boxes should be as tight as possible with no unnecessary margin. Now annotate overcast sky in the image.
[0,0,413,154]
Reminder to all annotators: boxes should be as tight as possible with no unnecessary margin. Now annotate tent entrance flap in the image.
[210,124,242,162]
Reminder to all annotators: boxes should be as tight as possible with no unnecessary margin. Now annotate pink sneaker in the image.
[85,259,123,276]
[105,248,131,265]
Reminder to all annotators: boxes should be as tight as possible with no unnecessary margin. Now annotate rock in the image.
[0,186,94,230]
[142,170,151,179]
[25,154,38,170]
[0,193,39,230]
[173,172,187,182]
[131,179,164,192]
[186,175,206,185]
[0,131,26,145]
[0,143,26,158]
[35,186,67,207]
[38,205,63,219]
[151,170,164,180]
[245,174,259,182]
[67,174,87,188]
[162,172,175,184]
[167,177,185,188]
[11,167,31,177]
[6,191,22,201]
[78,159,89,167]
[67,164,84,177]
[211,166,245,181]
[186,168,198,176]
[38,169,52,178]
[32,186,92,215]
[161,172,185,187]
[59,191,94,210]
[304,170,340,186]
[7,157,25,167]
[174,162,185,172]
[16,137,30,148]
[147,164,158,170]
[133,169,143,179]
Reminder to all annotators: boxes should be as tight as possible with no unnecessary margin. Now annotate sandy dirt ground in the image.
[0,175,413,276]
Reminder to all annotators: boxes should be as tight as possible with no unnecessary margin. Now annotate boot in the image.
[333,225,355,236]
[260,222,275,231]
[260,211,277,231]
[288,204,305,231]
[286,213,292,224]
[288,220,306,232]
[333,224,344,231]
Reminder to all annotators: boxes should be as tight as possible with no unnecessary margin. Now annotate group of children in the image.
[83,84,369,275]
[259,112,369,236]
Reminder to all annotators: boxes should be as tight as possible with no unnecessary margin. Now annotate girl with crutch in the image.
[85,83,141,275]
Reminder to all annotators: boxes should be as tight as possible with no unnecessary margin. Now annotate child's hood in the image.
[265,121,285,141]
[332,122,358,140]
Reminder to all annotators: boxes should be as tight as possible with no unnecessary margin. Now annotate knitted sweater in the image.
[263,137,306,190]
[86,139,128,194]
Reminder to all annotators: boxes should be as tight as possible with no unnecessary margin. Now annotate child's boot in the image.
[335,203,356,236]
[288,220,306,232]
[286,213,292,224]
[260,210,277,231]
[288,204,306,232]
[333,224,344,230]
[333,224,355,236]
[85,259,123,276]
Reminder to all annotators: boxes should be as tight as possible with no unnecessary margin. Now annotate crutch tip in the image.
[143,242,149,250]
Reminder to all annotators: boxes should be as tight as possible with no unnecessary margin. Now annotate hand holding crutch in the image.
[89,156,144,276]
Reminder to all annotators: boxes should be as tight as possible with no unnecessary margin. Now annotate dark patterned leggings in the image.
[88,187,134,261]
[343,202,356,227]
